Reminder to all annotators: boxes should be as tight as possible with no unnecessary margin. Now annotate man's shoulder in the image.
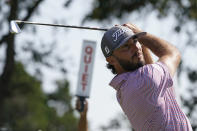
[129,62,171,84]
[136,62,173,87]
[138,62,169,75]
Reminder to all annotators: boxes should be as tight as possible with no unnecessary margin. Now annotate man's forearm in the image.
[138,32,181,76]
[124,23,181,76]
[78,113,88,131]
[141,45,154,64]
[138,33,177,58]
[124,23,178,59]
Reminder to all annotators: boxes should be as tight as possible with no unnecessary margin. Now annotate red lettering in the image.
[80,45,94,92]
[82,73,88,81]
[81,73,88,91]
[82,82,87,91]
[85,46,93,54]
[84,55,91,64]
[85,65,88,72]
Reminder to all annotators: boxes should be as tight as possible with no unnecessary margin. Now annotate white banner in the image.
[76,40,96,98]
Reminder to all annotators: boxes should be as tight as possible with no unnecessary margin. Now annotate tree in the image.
[0,0,72,104]
[83,0,197,130]
[1,62,78,131]
[0,0,78,130]
[47,79,78,131]
[100,113,132,131]
[2,62,48,130]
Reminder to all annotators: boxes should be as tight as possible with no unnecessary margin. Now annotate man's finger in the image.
[75,98,81,110]
[124,23,136,29]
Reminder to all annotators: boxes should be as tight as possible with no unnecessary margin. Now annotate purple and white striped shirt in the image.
[110,62,192,131]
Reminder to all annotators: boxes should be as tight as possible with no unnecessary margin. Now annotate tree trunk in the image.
[0,0,18,126]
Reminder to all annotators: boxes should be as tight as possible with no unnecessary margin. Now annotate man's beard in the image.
[115,56,145,72]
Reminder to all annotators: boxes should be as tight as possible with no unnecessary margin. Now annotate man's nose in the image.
[136,41,142,49]
[130,42,140,51]
[133,42,142,52]
[129,42,142,56]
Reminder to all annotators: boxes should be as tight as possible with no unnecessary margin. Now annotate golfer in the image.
[101,23,192,130]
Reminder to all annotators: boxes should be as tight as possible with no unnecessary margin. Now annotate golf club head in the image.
[10,20,21,34]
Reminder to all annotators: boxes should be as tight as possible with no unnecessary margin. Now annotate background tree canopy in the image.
[2,62,78,131]
[0,0,78,130]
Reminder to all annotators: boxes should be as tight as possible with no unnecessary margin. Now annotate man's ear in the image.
[106,56,116,65]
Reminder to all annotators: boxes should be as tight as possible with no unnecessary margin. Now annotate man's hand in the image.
[76,98,88,131]
[123,23,143,34]
[123,23,181,77]
[76,98,88,116]
[123,23,154,64]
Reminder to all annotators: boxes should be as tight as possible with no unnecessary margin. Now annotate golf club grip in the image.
[78,97,85,112]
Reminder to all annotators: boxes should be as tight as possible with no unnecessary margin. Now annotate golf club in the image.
[10,20,108,34]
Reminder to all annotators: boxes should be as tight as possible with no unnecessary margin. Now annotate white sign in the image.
[76,40,96,98]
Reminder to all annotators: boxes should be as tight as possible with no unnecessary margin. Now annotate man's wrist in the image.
[80,112,87,117]
[137,32,151,42]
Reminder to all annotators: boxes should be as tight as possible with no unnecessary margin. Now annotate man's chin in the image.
[116,56,145,72]
[125,61,145,72]
[138,60,145,67]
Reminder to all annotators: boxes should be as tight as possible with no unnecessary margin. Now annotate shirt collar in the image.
[109,72,129,90]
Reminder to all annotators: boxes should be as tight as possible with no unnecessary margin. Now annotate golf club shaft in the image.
[14,20,108,31]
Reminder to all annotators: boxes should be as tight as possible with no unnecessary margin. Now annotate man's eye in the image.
[118,44,130,51]
[133,39,137,44]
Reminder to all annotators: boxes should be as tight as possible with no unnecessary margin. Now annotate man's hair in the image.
[106,63,117,74]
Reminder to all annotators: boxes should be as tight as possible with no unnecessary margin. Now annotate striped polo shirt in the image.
[110,62,192,131]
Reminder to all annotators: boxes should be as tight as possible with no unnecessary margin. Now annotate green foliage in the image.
[84,0,197,24]
[0,0,78,130]
[47,80,78,131]
[1,62,77,131]
[100,113,132,131]
[188,70,197,83]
